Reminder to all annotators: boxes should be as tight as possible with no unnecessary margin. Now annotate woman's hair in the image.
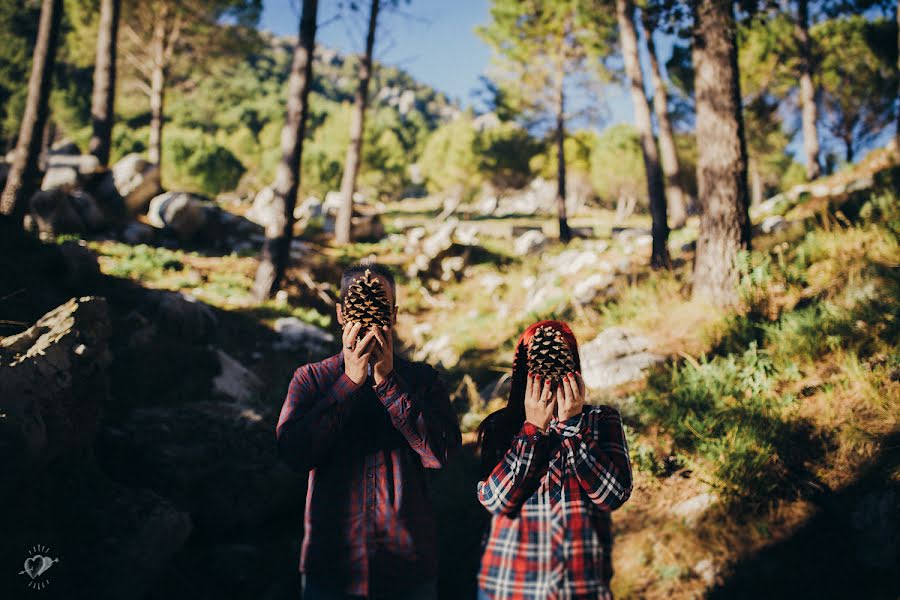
[476,319,581,475]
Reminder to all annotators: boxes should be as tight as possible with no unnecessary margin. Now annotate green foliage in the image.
[163,128,246,196]
[590,124,645,207]
[101,243,185,281]
[0,0,40,150]
[418,113,481,195]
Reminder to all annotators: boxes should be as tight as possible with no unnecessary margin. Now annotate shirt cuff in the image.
[520,421,547,442]
[372,368,401,398]
[554,412,584,437]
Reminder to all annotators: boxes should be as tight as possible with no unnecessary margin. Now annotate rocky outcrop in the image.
[148,191,209,242]
[0,296,111,494]
[579,327,665,389]
[95,153,162,215]
[98,400,305,533]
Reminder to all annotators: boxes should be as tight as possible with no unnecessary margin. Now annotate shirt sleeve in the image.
[555,406,633,511]
[476,422,550,516]
[275,364,363,473]
[371,367,462,469]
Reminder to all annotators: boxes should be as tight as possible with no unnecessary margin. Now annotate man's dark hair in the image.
[339,262,397,305]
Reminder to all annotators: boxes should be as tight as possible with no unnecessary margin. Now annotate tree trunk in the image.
[643,14,688,230]
[0,0,63,223]
[89,0,120,167]
[335,0,379,245]
[795,0,821,180]
[691,0,751,305]
[147,17,166,168]
[616,0,669,268]
[555,74,571,244]
[844,135,854,164]
[252,0,319,301]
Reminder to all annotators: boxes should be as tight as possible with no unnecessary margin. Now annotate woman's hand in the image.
[557,372,586,421]
[524,374,555,432]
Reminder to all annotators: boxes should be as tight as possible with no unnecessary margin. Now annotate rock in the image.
[294,195,323,220]
[543,244,608,275]
[514,229,547,256]
[572,273,616,306]
[58,240,101,288]
[474,194,499,215]
[212,349,263,405]
[41,164,79,190]
[153,290,219,342]
[273,317,334,357]
[479,273,505,295]
[47,138,80,156]
[120,221,156,245]
[846,176,874,193]
[757,214,789,235]
[97,400,305,533]
[27,188,85,236]
[0,297,111,494]
[579,327,665,389]
[70,190,107,231]
[245,186,278,228]
[96,153,162,215]
[440,255,466,281]
[671,492,718,526]
[148,191,209,242]
[612,227,651,242]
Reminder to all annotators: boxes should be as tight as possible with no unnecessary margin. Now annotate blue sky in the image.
[260,0,638,127]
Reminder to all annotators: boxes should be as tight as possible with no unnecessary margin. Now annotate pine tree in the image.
[89,0,120,167]
[252,0,319,300]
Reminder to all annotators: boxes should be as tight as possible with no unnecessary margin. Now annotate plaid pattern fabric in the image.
[276,352,461,598]
[477,406,633,600]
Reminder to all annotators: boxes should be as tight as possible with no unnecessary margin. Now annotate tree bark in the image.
[252,0,319,301]
[555,73,571,244]
[89,0,120,167]
[795,0,821,180]
[691,0,751,305]
[616,0,669,268]
[335,0,380,245]
[643,14,688,230]
[147,9,167,167]
[0,0,63,223]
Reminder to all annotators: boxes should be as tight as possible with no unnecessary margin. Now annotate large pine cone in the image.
[343,269,392,328]
[527,325,576,384]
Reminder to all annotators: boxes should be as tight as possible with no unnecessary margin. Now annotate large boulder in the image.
[95,153,162,215]
[579,327,666,389]
[244,186,278,229]
[26,189,85,236]
[97,400,306,533]
[148,191,209,242]
[151,290,219,342]
[514,229,547,256]
[0,296,111,498]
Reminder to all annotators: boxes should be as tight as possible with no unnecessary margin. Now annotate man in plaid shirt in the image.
[476,322,633,600]
[276,263,461,599]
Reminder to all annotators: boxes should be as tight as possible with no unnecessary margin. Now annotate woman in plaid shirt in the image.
[476,320,633,600]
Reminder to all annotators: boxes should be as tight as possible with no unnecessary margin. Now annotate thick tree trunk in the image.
[616,0,669,268]
[335,0,379,245]
[89,0,120,167]
[795,0,821,180]
[691,0,751,305]
[643,15,688,230]
[556,75,571,244]
[252,0,319,301]
[0,0,63,223]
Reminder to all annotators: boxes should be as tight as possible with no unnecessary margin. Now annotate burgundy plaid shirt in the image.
[276,351,461,598]
[477,406,633,600]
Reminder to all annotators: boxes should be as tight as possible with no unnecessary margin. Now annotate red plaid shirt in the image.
[276,352,461,598]
[477,406,633,600]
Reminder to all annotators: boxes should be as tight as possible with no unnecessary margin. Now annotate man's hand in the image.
[524,375,555,432]
[371,325,394,385]
[343,322,378,385]
[557,372,585,421]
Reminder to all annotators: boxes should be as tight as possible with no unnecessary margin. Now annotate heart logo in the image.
[24,555,45,580]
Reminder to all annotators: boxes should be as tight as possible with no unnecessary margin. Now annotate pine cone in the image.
[343,269,392,328]
[526,325,576,385]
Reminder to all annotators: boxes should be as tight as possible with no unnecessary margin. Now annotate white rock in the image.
[514,229,547,256]
[572,273,615,306]
[148,192,208,242]
[273,317,334,354]
[672,492,718,526]
[212,348,263,405]
[580,327,665,389]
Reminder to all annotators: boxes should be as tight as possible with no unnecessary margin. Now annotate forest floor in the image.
[30,148,900,599]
